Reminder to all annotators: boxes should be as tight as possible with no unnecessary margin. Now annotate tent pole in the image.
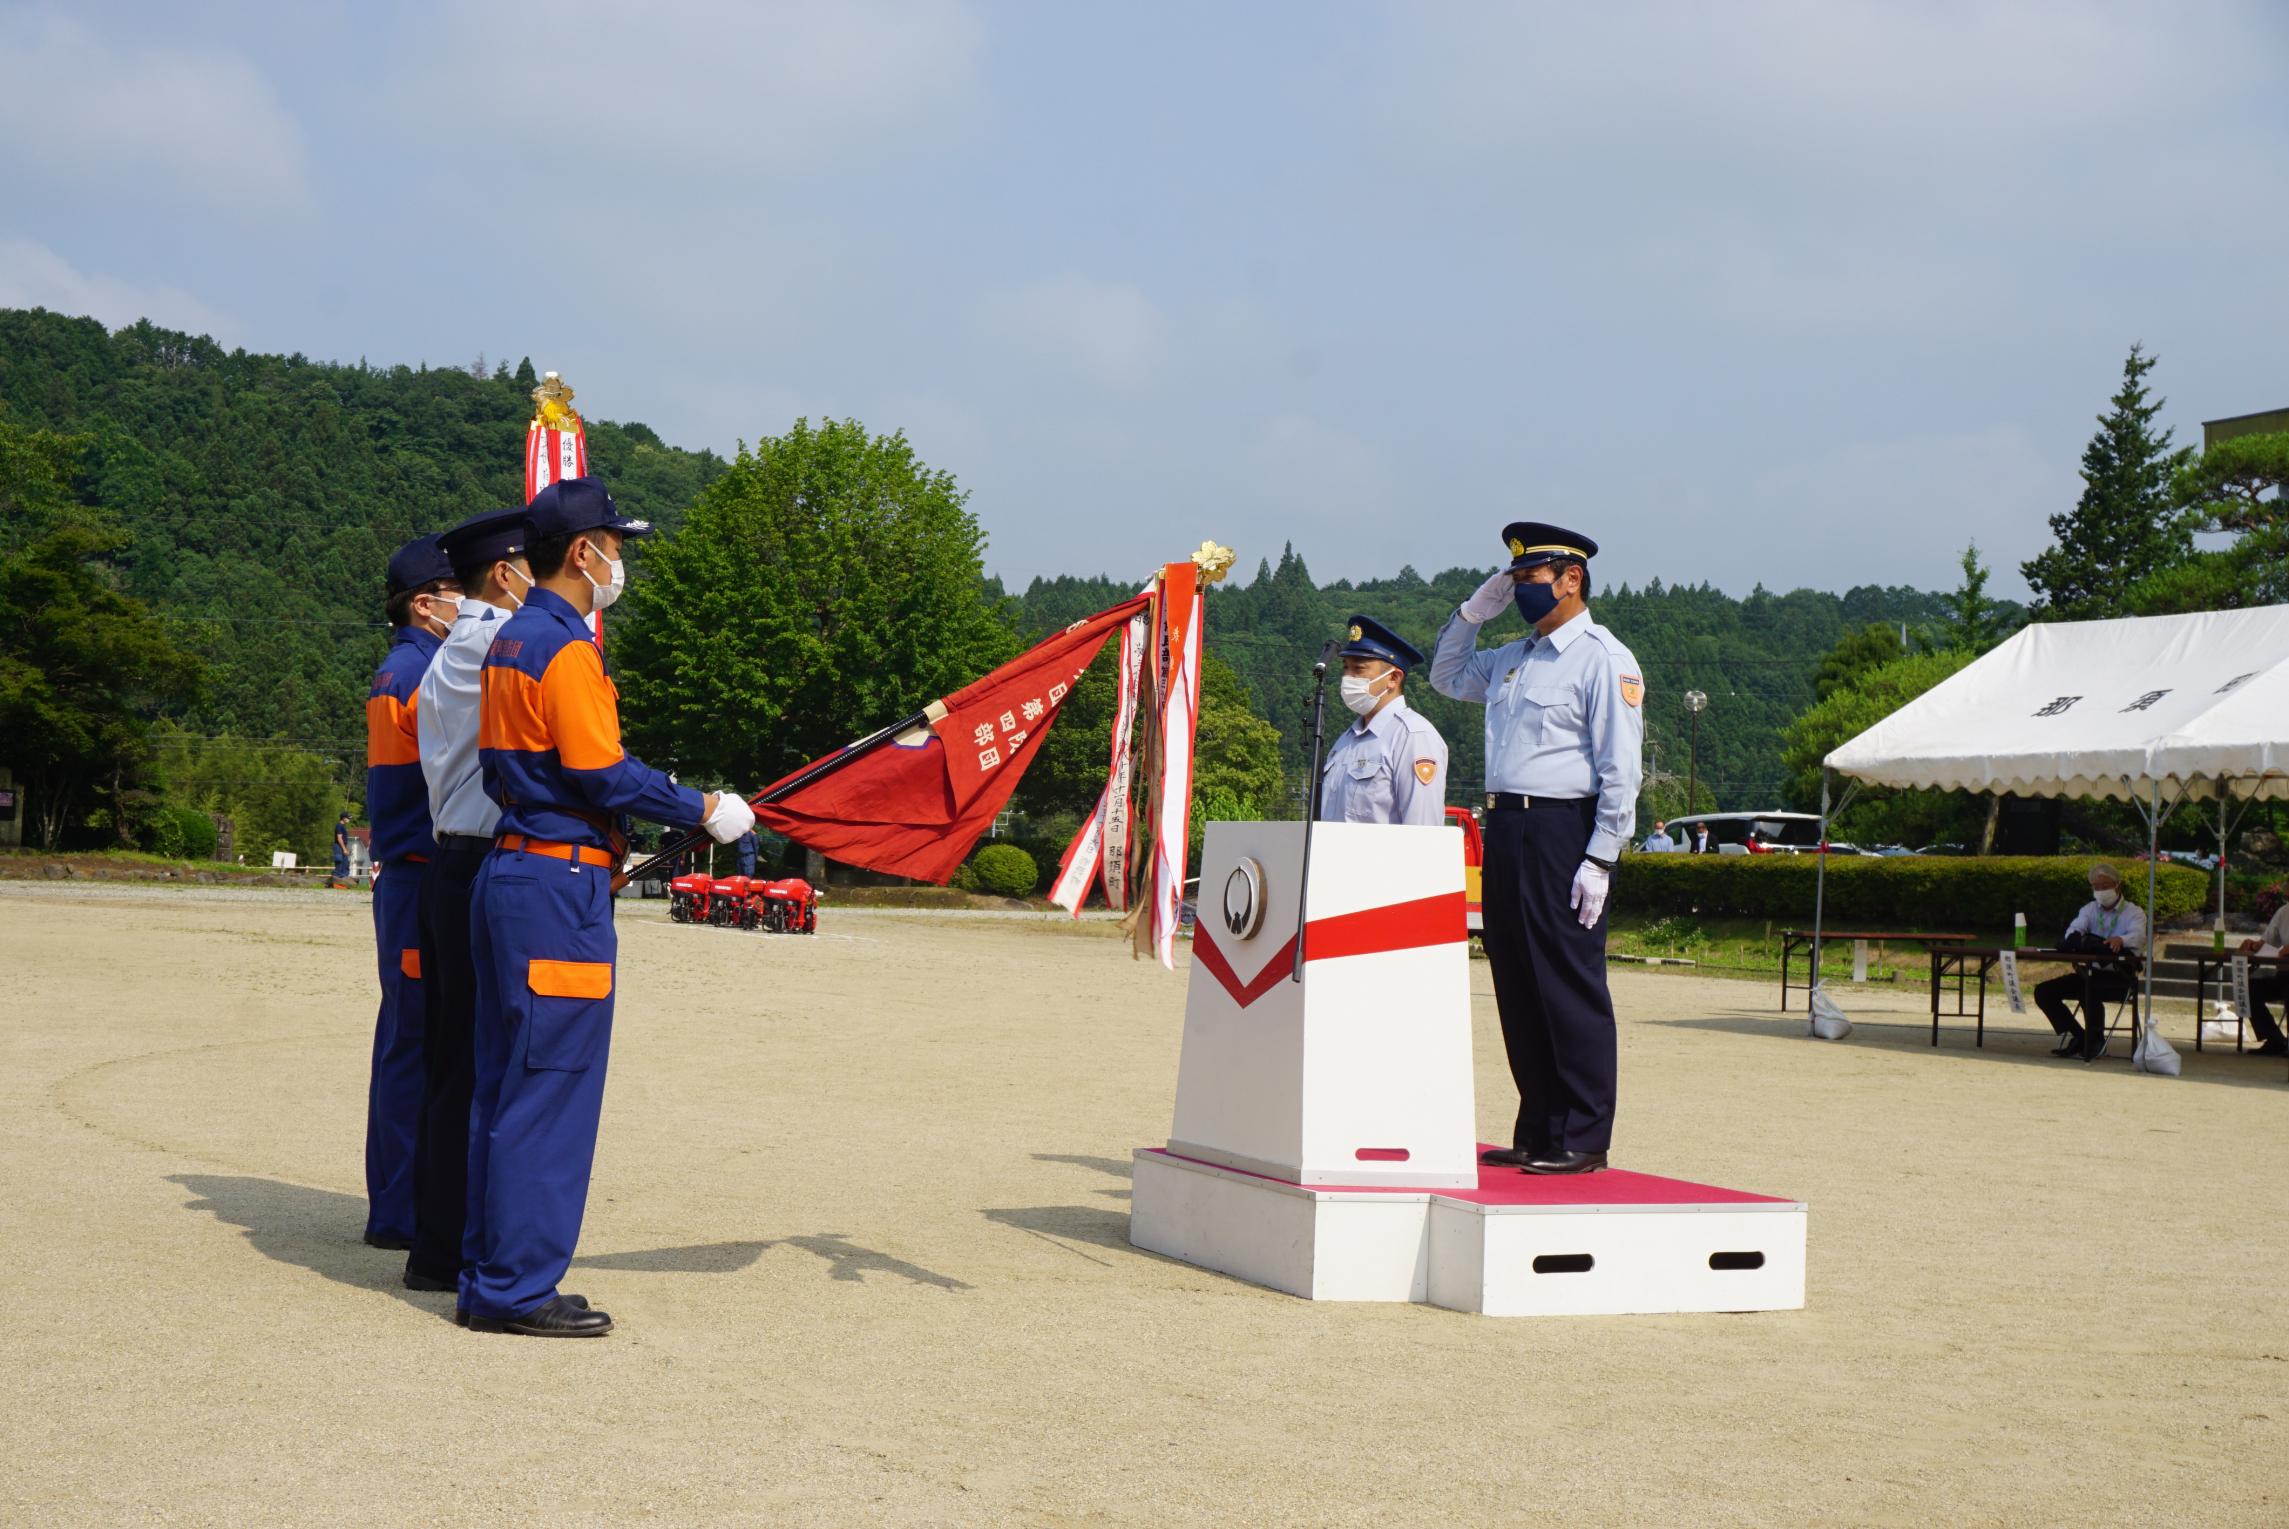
[1812,768,1831,998]
[2144,776,2160,1054]
[2217,789,2229,939]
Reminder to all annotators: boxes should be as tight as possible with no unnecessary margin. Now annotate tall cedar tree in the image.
[2022,345,2192,618]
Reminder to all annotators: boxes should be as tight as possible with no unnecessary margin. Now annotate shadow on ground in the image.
[169,1175,970,1293]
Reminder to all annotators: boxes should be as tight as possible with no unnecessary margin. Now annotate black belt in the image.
[1484,792,1592,812]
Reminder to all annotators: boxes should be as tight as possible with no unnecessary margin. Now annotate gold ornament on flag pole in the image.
[1192,540,1236,585]
[530,370,582,433]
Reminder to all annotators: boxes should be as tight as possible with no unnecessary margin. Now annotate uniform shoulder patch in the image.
[1618,673,1645,708]
[1414,758,1438,785]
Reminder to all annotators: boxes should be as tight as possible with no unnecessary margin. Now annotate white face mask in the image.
[2094,887,2120,909]
[499,563,532,610]
[579,546,626,611]
[1339,671,1394,717]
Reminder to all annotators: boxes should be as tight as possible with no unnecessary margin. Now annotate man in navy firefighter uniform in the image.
[362,534,460,1247]
[1430,523,1644,1175]
[465,477,753,1336]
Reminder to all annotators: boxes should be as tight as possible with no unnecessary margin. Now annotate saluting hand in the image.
[1569,860,1610,929]
[1460,569,1515,624]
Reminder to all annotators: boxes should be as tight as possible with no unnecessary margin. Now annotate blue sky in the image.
[3,1,2284,598]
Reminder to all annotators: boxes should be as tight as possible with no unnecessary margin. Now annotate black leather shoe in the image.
[1479,1147,1536,1167]
[1519,1150,1609,1175]
[457,1293,587,1326]
[363,1231,413,1251]
[467,1295,611,1337]
[402,1268,456,1293]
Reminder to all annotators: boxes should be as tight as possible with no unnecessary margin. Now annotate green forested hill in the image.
[1012,550,1972,817]
[3,306,1984,841]
[0,308,725,765]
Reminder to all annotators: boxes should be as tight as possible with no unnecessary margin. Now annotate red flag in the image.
[752,594,1152,882]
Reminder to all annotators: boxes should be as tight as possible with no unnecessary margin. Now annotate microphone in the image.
[1311,639,1338,677]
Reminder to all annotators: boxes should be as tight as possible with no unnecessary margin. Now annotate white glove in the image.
[1460,569,1514,624]
[703,791,756,844]
[1569,859,1610,929]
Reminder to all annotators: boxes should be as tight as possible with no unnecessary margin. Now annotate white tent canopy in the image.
[1811,605,2289,1071]
[1825,605,2289,802]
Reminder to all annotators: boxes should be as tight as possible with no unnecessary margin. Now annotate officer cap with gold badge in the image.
[1502,521,1598,572]
[1337,614,1426,672]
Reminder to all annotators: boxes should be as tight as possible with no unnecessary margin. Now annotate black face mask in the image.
[1514,578,1561,624]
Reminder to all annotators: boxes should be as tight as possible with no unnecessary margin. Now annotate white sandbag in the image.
[2132,1019,2181,1077]
[1808,985,1853,1041]
[2201,1002,2240,1044]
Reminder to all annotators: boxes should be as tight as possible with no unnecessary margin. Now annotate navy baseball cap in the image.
[1502,521,1599,571]
[1338,615,1426,673]
[527,476,651,540]
[436,506,530,572]
[384,533,455,597]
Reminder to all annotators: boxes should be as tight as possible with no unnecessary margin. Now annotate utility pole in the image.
[1684,690,1708,814]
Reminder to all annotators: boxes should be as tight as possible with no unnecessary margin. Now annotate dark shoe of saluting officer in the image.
[362,534,461,1249]
[400,505,533,1298]
[463,477,756,1337]
[1430,523,1645,1175]
[1316,617,1449,825]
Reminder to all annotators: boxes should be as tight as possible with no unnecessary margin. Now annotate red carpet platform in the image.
[1131,1146,1806,1316]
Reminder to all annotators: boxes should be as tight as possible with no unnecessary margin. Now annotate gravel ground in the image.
[2,884,2283,1526]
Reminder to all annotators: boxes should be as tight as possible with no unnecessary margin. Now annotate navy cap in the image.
[527,476,652,541]
[436,506,530,572]
[1502,521,1599,571]
[385,533,454,597]
[1338,615,1426,673]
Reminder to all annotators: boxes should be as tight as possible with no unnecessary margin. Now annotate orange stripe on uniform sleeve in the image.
[540,641,625,771]
[366,694,420,767]
[479,665,554,753]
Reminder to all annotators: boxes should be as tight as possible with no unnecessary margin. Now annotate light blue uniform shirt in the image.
[1430,607,1646,862]
[417,600,508,838]
[2062,896,2146,954]
[1318,696,1449,826]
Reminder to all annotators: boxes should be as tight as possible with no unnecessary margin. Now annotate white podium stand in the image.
[1130,821,1807,1316]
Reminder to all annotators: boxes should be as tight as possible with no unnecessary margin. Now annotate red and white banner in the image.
[1147,563,1202,968]
[1049,600,1148,915]
[523,372,598,645]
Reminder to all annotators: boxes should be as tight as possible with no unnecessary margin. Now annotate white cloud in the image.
[975,276,1169,389]
[0,237,233,339]
[0,11,311,213]
[390,0,982,177]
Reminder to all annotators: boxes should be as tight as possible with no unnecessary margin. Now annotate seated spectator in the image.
[2033,863,2146,1059]
[1643,820,1676,853]
[2235,902,2289,1057]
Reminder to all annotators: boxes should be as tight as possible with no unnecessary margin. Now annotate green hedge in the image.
[1618,854,2209,936]
[966,843,1041,899]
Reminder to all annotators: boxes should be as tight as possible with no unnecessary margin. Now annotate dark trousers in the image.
[1481,797,1617,1154]
[2245,974,2287,1046]
[408,835,490,1283]
[462,845,618,1320]
[364,859,426,1239]
[2033,969,2130,1039]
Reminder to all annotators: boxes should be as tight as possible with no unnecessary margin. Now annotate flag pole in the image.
[620,703,940,886]
[1289,639,1337,982]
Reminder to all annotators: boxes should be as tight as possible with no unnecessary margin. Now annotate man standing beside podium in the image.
[1431,523,1643,1175]
[1317,616,1448,826]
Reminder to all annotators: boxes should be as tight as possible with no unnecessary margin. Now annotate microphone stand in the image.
[1290,640,1338,983]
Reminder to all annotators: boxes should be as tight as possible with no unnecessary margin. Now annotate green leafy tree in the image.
[2022,344,2192,618]
[1922,542,2015,653]
[1813,622,1906,700]
[1190,654,1289,848]
[147,723,346,862]
[615,418,1019,787]
[2126,431,2289,614]
[0,520,203,848]
[1780,649,1978,846]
